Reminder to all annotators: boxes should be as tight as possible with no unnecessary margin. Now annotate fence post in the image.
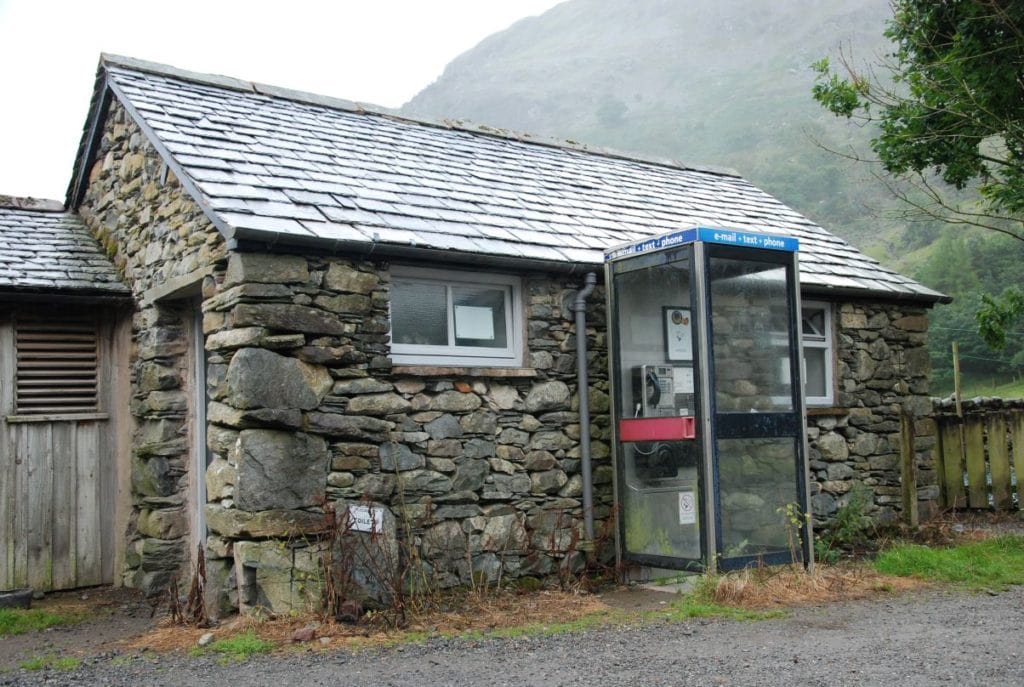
[900,410,919,528]
[1013,412,1024,513]
[939,418,966,508]
[964,416,987,509]
[988,413,1012,510]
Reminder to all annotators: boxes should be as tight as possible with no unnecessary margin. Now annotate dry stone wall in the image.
[79,101,227,596]
[199,253,611,614]
[807,302,937,528]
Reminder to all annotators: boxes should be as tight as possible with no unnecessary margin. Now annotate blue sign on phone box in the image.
[605,227,799,261]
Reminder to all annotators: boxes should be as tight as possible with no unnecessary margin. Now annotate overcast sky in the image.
[0,0,563,201]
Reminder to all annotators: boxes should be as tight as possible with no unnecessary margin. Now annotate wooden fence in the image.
[933,410,1024,511]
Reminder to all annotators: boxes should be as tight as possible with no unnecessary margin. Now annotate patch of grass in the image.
[19,655,80,671]
[191,630,275,662]
[451,591,781,642]
[488,609,622,638]
[661,595,785,622]
[875,535,1024,590]
[0,609,79,637]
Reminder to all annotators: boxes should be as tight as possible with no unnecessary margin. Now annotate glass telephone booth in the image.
[606,227,812,573]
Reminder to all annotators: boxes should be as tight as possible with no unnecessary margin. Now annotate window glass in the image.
[800,302,833,406]
[804,346,827,399]
[802,308,826,340]
[708,258,793,412]
[392,280,447,345]
[453,286,507,348]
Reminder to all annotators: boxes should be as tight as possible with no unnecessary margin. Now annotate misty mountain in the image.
[402,0,908,259]
[403,0,1024,392]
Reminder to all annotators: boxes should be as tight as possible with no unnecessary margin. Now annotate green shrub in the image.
[815,483,875,562]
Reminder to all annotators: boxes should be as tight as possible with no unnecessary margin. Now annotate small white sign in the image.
[678,491,697,525]
[348,504,384,533]
[665,307,693,362]
[455,305,495,340]
[673,366,695,394]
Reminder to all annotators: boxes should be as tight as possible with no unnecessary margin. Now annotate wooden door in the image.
[1,309,118,591]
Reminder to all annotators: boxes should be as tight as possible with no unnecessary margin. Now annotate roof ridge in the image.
[0,195,66,212]
[99,53,741,180]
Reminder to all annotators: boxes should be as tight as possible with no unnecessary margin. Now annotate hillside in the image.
[403,0,1024,391]
[403,0,905,257]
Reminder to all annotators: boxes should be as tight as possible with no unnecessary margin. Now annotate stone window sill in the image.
[391,365,537,378]
[806,407,849,417]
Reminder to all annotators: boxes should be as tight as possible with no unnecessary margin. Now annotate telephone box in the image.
[605,227,812,573]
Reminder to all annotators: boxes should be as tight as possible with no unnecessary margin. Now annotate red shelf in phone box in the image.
[618,416,696,442]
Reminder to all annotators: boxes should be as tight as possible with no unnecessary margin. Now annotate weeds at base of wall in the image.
[314,455,619,629]
[695,560,921,609]
[164,545,210,628]
[814,483,877,563]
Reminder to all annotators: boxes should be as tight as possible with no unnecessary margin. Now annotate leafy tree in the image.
[812,0,1024,349]
[813,1,1024,232]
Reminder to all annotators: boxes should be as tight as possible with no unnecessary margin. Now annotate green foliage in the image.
[810,58,865,117]
[814,484,874,563]
[813,0,1024,220]
[977,287,1024,351]
[193,631,275,661]
[875,535,1024,590]
[19,655,80,671]
[0,609,79,637]
[917,229,1024,392]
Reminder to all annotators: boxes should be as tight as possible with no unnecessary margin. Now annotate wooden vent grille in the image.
[15,315,99,415]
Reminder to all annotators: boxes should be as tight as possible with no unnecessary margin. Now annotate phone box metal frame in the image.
[605,226,813,577]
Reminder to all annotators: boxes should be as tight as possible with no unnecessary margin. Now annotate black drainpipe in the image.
[572,272,598,542]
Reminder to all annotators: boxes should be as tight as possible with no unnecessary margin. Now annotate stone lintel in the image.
[143,266,209,303]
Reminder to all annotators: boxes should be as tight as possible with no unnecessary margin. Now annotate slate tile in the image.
[319,206,382,225]
[299,179,356,195]
[243,200,325,221]
[283,189,339,206]
[196,182,289,201]
[301,221,368,242]
[219,212,314,236]
[207,197,252,213]
[175,154,234,170]
[360,225,420,245]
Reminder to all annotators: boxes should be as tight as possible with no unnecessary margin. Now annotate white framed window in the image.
[801,301,834,406]
[389,266,523,367]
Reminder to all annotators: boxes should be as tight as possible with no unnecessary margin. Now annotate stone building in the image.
[2,54,947,611]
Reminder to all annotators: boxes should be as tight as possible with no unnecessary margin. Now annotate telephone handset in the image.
[645,368,663,407]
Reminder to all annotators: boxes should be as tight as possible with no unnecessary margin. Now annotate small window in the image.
[801,302,834,406]
[15,314,100,415]
[390,266,523,367]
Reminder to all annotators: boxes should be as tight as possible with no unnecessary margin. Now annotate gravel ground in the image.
[3,586,1022,687]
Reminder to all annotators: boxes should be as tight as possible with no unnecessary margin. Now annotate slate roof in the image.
[0,204,128,297]
[72,55,947,304]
